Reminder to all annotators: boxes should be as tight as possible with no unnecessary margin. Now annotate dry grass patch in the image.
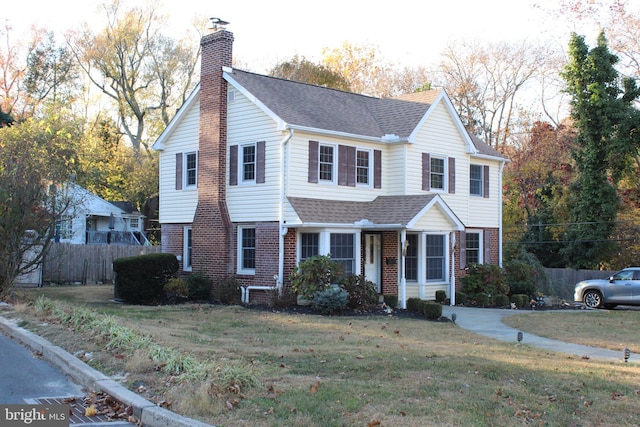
[5,285,640,426]
[504,309,640,353]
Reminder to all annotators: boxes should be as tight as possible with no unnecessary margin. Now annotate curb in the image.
[0,316,214,427]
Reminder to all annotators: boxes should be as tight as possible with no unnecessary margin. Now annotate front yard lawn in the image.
[5,285,640,427]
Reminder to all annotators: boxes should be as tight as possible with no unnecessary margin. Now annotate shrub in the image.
[164,278,188,298]
[312,287,348,314]
[494,293,510,308]
[406,298,422,313]
[505,259,538,297]
[212,276,240,304]
[511,294,529,308]
[461,263,509,296]
[383,295,398,308]
[422,301,443,320]
[187,271,211,300]
[474,292,490,307]
[113,253,179,304]
[435,290,447,303]
[290,255,343,301]
[339,274,378,309]
[455,292,467,305]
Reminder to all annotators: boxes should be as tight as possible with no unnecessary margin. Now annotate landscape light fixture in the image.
[624,348,630,363]
[451,313,456,323]
[517,331,523,343]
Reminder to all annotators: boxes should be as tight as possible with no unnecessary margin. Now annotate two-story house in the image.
[152,28,508,308]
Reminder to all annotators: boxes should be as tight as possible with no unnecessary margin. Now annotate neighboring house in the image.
[55,183,149,246]
[152,28,508,307]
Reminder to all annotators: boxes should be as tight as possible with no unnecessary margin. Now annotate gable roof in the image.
[288,194,464,229]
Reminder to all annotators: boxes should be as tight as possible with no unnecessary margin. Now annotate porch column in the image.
[399,229,407,309]
[450,231,456,306]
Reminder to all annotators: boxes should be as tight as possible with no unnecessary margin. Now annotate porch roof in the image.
[288,194,464,229]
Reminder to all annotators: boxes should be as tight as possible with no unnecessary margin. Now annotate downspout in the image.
[399,229,407,309]
[450,231,456,306]
[499,161,506,267]
[278,128,295,293]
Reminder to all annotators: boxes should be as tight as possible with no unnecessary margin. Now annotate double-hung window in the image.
[185,152,197,188]
[330,233,355,274]
[239,227,256,273]
[319,144,335,182]
[470,164,483,196]
[430,157,446,191]
[301,233,320,260]
[242,144,256,182]
[465,231,481,264]
[405,234,419,281]
[356,149,370,185]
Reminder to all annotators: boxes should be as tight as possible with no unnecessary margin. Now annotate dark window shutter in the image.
[256,141,266,184]
[483,165,490,198]
[374,150,382,189]
[338,144,348,186]
[448,157,456,194]
[422,153,430,191]
[308,140,319,183]
[483,229,491,263]
[229,145,238,186]
[459,231,466,269]
[346,146,356,187]
[175,153,183,190]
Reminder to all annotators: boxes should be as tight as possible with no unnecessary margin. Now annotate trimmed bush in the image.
[187,271,211,300]
[422,301,443,320]
[494,293,510,308]
[461,263,509,296]
[474,292,490,307]
[455,292,467,305]
[406,298,422,313]
[511,294,529,308]
[312,287,348,314]
[212,276,241,304]
[383,295,398,309]
[113,253,179,304]
[339,274,378,309]
[435,290,447,303]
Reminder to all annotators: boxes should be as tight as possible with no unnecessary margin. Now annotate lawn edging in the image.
[0,316,214,427]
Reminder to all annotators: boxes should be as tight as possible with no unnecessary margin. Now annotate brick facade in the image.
[160,223,188,270]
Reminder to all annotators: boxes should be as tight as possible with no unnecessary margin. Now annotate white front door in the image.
[364,234,381,293]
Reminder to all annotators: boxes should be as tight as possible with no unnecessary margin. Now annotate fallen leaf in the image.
[264,407,274,415]
[310,380,320,395]
[84,405,97,417]
[356,355,364,359]
[367,420,381,427]
[225,400,234,410]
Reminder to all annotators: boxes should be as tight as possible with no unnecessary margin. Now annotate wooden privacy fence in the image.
[42,243,161,285]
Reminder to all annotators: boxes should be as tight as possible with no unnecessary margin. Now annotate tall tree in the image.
[67,0,200,152]
[560,31,640,268]
[435,40,553,148]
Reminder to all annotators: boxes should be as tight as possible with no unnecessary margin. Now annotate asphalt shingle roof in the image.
[227,69,506,160]
[288,194,439,226]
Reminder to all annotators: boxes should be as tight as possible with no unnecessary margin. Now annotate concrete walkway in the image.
[441,305,638,364]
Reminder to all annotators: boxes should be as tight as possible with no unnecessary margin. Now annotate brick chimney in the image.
[192,29,234,278]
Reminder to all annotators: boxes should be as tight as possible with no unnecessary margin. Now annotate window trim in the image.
[240,143,256,184]
[425,233,447,282]
[237,226,256,275]
[465,230,483,265]
[184,151,198,189]
[183,226,193,272]
[356,148,373,187]
[470,164,484,197]
[318,143,337,184]
[430,156,447,192]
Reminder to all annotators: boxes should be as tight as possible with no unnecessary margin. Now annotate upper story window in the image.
[185,152,197,187]
[470,164,483,196]
[430,157,446,191]
[242,144,256,182]
[319,144,335,182]
[356,149,370,185]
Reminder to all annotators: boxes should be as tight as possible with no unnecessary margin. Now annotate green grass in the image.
[7,285,640,427]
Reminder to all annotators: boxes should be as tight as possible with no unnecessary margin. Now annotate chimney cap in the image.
[209,17,230,31]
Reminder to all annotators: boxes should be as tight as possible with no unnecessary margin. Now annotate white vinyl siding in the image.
[157,94,200,224]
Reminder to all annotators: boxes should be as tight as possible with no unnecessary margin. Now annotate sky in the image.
[5,0,584,72]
